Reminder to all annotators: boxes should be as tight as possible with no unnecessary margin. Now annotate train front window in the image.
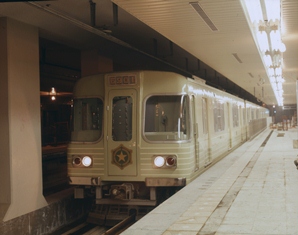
[144,95,190,142]
[71,98,103,142]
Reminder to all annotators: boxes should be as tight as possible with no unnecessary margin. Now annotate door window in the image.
[112,96,132,141]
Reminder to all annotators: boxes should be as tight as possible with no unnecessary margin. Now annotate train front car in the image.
[67,71,194,208]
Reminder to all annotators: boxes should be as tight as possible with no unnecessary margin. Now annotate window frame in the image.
[70,96,104,143]
[143,93,191,143]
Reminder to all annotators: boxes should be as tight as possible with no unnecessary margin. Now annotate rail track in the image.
[56,212,136,235]
[52,187,178,234]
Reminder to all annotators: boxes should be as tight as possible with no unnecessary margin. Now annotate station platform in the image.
[122,127,298,235]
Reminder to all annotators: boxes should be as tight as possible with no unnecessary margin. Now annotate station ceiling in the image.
[0,0,297,106]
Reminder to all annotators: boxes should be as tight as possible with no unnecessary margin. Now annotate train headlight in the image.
[72,155,93,167]
[154,156,165,167]
[152,155,177,169]
[82,156,92,167]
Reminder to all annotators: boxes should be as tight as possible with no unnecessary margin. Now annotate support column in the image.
[81,50,113,77]
[0,18,10,222]
[0,18,47,222]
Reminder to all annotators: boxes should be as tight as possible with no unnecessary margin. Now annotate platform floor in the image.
[122,127,298,235]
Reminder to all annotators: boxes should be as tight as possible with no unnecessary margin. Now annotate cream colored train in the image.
[67,70,268,206]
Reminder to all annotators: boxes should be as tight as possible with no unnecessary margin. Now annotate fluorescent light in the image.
[276,77,285,83]
[242,0,285,105]
[280,42,286,52]
[275,67,282,76]
[244,0,263,24]
[256,31,269,52]
[264,55,272,67]
[270,30,281,51]
[264,0,280,21]
[268,68,274,77]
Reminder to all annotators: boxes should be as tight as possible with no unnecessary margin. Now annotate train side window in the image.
[71,98,103,142]
[232,103,239,127]
[243,108,246,125]
[213,99,225,132]
[251,109,255,120]
[144,95,190,142]
[112,96,132,141]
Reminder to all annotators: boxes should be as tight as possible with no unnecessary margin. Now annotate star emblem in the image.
[117,151,127,162]
[111,144,132,169]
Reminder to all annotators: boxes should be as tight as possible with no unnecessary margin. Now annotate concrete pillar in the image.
[81,50,113,77]
[0,18,47,222]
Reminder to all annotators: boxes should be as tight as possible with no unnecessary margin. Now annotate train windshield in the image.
[71,98,103,142]
[144,95,190,142]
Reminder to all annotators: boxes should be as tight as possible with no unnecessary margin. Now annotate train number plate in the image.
[108,75,137,86]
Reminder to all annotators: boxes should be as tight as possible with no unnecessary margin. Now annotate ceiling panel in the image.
[112,0,297,105]
[0,0,297,105]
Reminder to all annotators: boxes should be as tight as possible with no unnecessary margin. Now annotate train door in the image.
[107,89,137,176]
[202,97,210,165]
[227,102,232,149]
[240,106,245,142]
[191,95,199,170]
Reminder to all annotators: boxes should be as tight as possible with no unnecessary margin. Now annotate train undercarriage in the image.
[74,181,182,226]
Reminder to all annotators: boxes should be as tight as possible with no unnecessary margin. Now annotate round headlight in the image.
[82,156,92,167]
[154,156,165,167]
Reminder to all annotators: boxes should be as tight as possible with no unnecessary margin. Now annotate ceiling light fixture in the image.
[50,87,56,96]
[241,0,285,106]
[50,87,56,101]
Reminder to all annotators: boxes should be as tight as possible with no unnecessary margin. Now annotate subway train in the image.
[67,70,269,207]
